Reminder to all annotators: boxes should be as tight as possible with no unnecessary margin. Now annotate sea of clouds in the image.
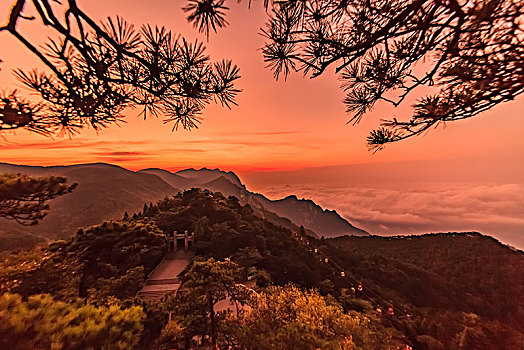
[261,183,524,249]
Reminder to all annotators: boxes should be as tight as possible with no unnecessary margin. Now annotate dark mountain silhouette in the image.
[0,163,366,250]
[177,168,244,187]
[140,167,368,238]
[254,194,368,238]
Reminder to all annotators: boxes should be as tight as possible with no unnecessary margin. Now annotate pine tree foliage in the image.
[0,293,144,350]
[187,0,524,150]
[0,173,76,225]
[167,258,249,347]
[0,0,240,135]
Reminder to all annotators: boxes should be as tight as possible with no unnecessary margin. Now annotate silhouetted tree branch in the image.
[0,173,76,225]
[0,0,240,135]
[186,0,524,150]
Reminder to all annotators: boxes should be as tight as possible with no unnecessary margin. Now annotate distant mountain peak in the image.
[175,167,244,188]
[203,175,235,185]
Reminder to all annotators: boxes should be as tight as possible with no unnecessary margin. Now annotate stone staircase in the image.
[137,251,193,301]
[146,277,180,285]
[164,250,194,260]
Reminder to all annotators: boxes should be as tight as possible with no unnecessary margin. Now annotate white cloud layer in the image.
[260,184,524,249]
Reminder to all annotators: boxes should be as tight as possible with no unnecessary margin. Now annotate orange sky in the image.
[1,0,523,173]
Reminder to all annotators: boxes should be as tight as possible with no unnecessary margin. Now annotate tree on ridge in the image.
[0,173,76,225]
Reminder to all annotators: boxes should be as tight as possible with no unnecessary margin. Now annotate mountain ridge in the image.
[0,162,178,250]
[0,162,367,250]
[139,166,367,237]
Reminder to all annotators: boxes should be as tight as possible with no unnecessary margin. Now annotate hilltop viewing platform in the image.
[138,231,194,301]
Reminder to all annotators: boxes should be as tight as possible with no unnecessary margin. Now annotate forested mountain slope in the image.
[136,189,524,349]
[0,163,366,251]
[141,167,368,237]
[0,189,398,348]
[1,189,522,349]
[323,233,524,349]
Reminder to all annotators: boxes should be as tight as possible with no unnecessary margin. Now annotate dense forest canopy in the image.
[1,189,523,348]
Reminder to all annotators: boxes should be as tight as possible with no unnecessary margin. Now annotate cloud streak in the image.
[1,139,151,151]
[101,151,147,156]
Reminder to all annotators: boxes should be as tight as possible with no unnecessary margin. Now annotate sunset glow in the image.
[1,0,523,172]
[1,2,523,347]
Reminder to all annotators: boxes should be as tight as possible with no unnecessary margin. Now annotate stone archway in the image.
[167,230,194,252]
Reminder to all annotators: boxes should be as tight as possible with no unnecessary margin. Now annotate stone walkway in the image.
[137,250,193,301]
